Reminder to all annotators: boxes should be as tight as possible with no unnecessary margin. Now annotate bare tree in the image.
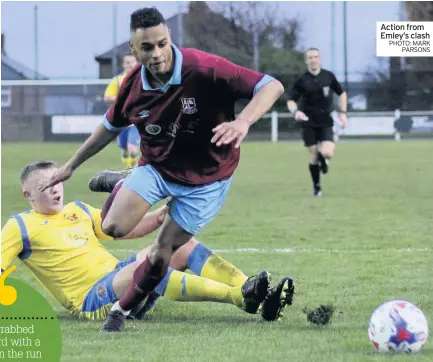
[403,1,433,72]
[184,2,305,111]
[403,1,433,110]
[210,1,303,74]
[185,2,252,66]
[404,1,433,21]
[213,2,301,51]
[362,2,433,111]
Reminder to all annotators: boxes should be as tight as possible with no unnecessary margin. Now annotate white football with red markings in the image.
[368,300,428,353]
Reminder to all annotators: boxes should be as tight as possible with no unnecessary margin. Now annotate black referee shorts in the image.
[301,126,334,147]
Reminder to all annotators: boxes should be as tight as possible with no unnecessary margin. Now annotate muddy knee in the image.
[102,219,129,239]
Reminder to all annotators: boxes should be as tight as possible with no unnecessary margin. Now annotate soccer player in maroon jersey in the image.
[39,7,288,332]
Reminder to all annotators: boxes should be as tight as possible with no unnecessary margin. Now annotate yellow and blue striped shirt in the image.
[1,201,118,315]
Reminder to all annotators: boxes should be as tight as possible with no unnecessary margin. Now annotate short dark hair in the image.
[130,7,166,31]
[305,47,319,55]
[20,160,57,185]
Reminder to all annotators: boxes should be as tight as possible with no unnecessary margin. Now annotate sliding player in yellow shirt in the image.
[104,53,140,168]
[1,161,294,328]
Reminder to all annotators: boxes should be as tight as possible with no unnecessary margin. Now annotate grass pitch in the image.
[1,140,432,362]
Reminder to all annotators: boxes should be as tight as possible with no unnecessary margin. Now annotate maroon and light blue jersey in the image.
[104,45,274,185]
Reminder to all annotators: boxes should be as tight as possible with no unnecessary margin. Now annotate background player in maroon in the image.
[39,7,285,332]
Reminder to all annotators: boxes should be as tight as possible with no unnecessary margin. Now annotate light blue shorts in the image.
[123,165,232,234]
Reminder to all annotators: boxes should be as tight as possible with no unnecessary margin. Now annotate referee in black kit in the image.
[287,48,347,197]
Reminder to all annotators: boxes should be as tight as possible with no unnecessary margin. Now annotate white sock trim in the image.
[111,301,131,316]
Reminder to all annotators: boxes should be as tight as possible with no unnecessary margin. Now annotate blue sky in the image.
[1,1,402,80]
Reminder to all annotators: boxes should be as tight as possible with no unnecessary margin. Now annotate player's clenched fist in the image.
[211,118,250,149]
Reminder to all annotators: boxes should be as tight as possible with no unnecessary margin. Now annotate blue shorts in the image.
[123,165,232,234]
[79,255,137,320]
[117,126,140,150]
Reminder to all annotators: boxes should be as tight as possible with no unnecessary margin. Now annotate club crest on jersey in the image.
[323,86,330,96]
[181,98,198,114]
[65,213,79,222]
[145,124,162,135]
[97,284,107,299]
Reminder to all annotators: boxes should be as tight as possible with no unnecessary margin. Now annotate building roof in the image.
[95,14,182,61]
[1,54,48,80]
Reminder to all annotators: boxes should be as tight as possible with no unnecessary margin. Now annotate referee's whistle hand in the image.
[339,113,348,128]
[295,111,309,122]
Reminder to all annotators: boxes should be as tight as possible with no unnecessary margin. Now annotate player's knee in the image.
[101,182,123,222]
[153,253,168,269]
[149,246,172,268]
[102,219,127,239]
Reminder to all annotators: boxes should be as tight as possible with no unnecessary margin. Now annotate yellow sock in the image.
[155,269,244,309]
[130,154,139,167]
[201,254,248,287]
[121,156,131,167]
[188,243,248,287]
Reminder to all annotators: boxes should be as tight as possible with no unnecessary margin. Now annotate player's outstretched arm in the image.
[287,100,309,122]
[337,92,348,128]
[287,100,298,113]
[338,92,347,112]
[287,79,308,122]
[1,219,24,272]
[64,123,118,172]
[331,73,348,128]
[237,79,284,126]
[212,79,284,148]
[39,124,118,191]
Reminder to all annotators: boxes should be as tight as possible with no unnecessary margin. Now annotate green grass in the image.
[1,140,433,362]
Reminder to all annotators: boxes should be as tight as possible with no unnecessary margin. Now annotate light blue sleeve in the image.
[102,112,126,132]
[253,75,276,95]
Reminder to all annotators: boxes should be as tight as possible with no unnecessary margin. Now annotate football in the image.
[368,300,428,354]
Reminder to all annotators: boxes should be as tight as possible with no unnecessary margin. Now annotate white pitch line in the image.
[214,247,433,254]
[110,247,433,254]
